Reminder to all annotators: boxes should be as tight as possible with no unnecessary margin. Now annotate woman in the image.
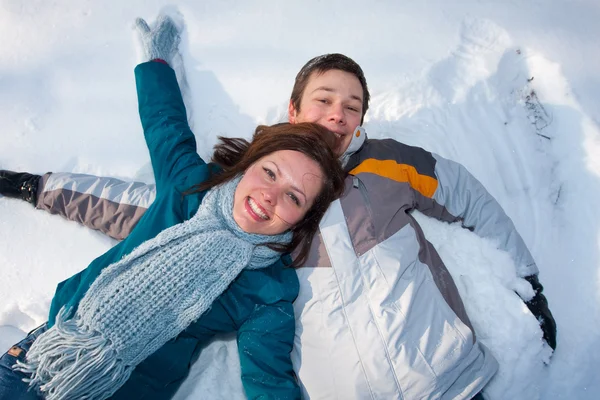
[0,16,344,400]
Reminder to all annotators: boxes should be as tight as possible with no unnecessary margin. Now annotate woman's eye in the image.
[288,193,300,206]
[263,167,276,180]
[347,106,359,112]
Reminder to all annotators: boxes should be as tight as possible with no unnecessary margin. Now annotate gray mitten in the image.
[135,14,181,64]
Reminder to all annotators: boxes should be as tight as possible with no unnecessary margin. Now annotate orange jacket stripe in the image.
[349,159,438,198]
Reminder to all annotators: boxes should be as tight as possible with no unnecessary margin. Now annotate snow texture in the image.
[1,1,599,399]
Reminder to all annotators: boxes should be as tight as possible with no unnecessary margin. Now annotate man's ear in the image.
[288,100,297,123]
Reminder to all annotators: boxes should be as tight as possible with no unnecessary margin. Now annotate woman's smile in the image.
[245,196,270,221]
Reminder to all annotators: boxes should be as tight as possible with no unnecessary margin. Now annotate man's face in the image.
[288,69,364,156]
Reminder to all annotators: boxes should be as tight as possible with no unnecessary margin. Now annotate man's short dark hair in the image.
[290,54,370,124]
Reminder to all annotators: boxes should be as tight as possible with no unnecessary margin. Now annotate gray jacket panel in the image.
[37,172,154,240]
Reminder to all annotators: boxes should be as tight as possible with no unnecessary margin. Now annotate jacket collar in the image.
[340,126,367,168]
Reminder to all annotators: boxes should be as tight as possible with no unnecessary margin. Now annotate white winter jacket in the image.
[291,129,538,399]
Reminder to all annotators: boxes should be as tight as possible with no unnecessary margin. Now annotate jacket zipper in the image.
[353,175,374,224]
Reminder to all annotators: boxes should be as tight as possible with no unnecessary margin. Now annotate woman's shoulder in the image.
[164,162,219,218]
[182,161,220,186]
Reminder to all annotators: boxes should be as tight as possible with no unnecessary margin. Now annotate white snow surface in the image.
[1,1,599,399]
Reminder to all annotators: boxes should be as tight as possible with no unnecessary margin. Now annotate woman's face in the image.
[233,150,324,235]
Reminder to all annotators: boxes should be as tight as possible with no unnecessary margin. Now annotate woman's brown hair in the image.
[187,122,345,267]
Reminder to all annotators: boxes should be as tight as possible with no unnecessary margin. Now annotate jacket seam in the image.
[369,244,438,390]
[328,262,376,400]
[315,269,341,400]
[361,252,406,398]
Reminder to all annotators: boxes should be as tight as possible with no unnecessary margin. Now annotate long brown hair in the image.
[187,122,345,267]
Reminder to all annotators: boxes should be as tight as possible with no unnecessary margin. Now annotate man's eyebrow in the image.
[312,86,363,104]
[271,161,307,201]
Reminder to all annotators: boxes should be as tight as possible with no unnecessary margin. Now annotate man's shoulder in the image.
[348,138,436,172]
[362,138,431,157]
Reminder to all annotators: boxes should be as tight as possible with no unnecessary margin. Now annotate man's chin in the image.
[337,142,352,157]
[335,150,348,158]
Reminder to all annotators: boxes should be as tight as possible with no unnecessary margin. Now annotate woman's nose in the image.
[262,187,278,206]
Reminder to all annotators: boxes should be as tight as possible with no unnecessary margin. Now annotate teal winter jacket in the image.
[46,61,301,399]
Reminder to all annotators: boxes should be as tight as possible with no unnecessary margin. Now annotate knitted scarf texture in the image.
[15,175,292,400]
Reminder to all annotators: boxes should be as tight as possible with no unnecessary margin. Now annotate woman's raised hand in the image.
[134,13,182,65]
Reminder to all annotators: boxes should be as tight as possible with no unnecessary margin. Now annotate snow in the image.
[1,1,599,399]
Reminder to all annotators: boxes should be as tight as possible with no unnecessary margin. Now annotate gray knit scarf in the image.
[14,175,292,400]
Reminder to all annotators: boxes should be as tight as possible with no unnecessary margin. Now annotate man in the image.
[0,33,555,400]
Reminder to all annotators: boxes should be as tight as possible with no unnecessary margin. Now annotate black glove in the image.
[523,274,557,350]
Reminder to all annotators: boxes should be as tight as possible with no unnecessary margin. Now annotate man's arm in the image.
[36,172,155,240]
[409,149,556,349]
[428,154,537,276]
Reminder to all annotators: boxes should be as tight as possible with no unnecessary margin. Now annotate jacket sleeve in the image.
[36,172,155,241]
[237,301,301,400]
[134,61,205,191]
[410,150,538,277]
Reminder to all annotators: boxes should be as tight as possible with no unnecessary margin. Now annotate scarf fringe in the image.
[14,307,132,400]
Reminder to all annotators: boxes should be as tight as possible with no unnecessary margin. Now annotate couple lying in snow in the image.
[0,12,555,400]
